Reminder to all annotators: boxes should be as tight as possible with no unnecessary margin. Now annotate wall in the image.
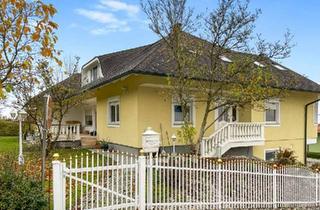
[136,75,217,148]
[251,91,318,162]
[95,74,319,162]
[96,75,217,148]
[96,76,139,147]
[55,103,96,133]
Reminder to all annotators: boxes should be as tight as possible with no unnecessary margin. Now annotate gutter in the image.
[82,71,320,94]
[304,99,320,165]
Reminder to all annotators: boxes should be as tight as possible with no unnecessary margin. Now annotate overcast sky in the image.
[1,0,320,117]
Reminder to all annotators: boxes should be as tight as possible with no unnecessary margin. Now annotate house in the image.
[51,33,320,162]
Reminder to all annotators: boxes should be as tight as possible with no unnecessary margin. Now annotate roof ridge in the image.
[131,39,164,71]
[97,40,158,59]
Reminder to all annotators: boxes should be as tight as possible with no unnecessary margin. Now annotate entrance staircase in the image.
[200,122,265,157]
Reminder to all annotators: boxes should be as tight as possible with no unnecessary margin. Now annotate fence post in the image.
[200,139,205,156]
[138,151,146,210]
[147,153,153,206]
[272,164,277,209]
[218,159,223,209]
[316,170,319,206]
[52,154,65,210]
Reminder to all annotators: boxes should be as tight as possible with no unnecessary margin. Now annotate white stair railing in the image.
[201,122,265,157]
[51,124,81,141]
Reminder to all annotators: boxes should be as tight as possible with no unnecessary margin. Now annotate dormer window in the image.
[90,66,98,82]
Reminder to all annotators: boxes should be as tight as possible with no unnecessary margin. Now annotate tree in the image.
[141,0,295,151]
[39,56,87,150]
[0,0,60,98]
[14,56,86,151]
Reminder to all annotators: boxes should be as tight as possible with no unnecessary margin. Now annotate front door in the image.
[216,106,237,129]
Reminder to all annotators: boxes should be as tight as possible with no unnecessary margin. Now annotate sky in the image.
[48,0,320,82]
[1,0,320,116]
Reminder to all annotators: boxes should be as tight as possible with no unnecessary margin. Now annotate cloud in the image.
[75,9,123,24]
[75,8,130,34]
[74,1,142,35]
[98,0,140,16]
[91,25,131,35]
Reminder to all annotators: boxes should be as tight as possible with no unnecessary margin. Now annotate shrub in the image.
[99,140,109,151]
[307,152,320,159]
[0,154,47,210]
[0,119,19,136]
[274,148,298,165]
[310,162,320,171]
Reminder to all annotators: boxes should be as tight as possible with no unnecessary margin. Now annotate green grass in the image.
[0,136,19,153]
[309,135,320,153]
[0,136,92,210]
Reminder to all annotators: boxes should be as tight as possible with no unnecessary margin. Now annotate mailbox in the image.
[142,127,160,153]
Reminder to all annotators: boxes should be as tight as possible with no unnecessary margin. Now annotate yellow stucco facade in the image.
[95,74,318,162]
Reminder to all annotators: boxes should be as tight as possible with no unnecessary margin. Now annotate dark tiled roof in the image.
[82,33,320,93]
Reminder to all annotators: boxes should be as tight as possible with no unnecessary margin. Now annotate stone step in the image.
[81,136,97,148]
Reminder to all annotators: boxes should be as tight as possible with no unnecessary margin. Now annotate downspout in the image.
[304,99,320,165]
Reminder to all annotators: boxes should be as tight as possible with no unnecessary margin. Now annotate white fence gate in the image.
[53,151,139,210]
[53,151,320,210]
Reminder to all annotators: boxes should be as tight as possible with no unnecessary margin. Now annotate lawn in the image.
[0,136,92,209]
[309,134,320,153]
[0,136,19,153]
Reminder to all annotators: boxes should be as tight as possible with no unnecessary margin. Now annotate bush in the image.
[99,140,109,150]
[274,148,298,165]
[0,119,19,136]
[307,152,320,159]
[0,154,47,210]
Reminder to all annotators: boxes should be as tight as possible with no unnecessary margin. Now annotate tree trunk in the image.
[196,99,212,154]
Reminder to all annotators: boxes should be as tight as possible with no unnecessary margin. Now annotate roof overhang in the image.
[82,57,100,70]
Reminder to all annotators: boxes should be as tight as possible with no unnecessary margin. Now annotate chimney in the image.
[172,23,182,34]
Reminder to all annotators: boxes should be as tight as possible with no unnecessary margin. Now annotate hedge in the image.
[0,119,19,136]
[307,152,320,159]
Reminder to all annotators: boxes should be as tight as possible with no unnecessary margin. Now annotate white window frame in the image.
[264,148,279,161]
[171,98,195,127]
[84,109,93,126]
[314,102,319,125]
[90,66,98,82]
[264,99,280,126]
[107,96,120,127]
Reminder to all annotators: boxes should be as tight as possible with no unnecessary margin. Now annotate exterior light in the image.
[18,110,28,121]
[17,109,28,165]
[10,111,17,120]
[171,134,177,142]
[171,134,177,154]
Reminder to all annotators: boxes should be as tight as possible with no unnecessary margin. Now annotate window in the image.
[254,61,265,67]
[90,66,98,82]
[85,110,93,126]
[172,101,193,126]
[108,97,120,126]
[219,55,232,63]
[265,149,278,161]
[265,100,280,124]
[314,102,319,124]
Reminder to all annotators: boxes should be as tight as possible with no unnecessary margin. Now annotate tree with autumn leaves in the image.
[142,0,296,151]
[0,0,60,98]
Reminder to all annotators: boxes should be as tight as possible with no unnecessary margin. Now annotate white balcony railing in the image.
[51,124,80,141]
[201,122,265,157]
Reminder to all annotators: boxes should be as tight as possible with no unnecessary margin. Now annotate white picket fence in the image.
[53,151,320,210]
